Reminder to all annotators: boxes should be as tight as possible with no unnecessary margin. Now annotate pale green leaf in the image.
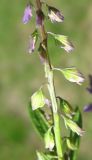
[31,88,46,110]
[44,127,54,151]
[28,101,50,137]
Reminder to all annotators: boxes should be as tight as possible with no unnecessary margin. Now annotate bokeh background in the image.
[0,0,92,159]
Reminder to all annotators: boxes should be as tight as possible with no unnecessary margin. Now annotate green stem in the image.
[36,0,64,159]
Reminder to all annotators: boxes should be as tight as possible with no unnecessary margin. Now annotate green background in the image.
[0,0,92,159]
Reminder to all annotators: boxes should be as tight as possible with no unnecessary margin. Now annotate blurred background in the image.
[0,0,92,159]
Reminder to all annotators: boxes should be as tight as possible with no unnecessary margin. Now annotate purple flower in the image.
[22,4,32,24]
[28,36,35,54]
[86,75,92,94]
[84,104,92,112]
[36,10,44,26]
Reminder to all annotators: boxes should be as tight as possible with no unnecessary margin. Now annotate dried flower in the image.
[84,104,92,112]
[22,4,32,24]
[48,6,64,23]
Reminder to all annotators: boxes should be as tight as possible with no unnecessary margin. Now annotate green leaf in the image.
[36,152,58,160]
[28,101,50,137]
[66,138,77,151]
[31,88,46,110]
[37,152,48,160]
[61,115,84,136]
[54,67,84,85]
[48,32,74,53]
[69,107,83,160]
[44,127,54,151]
[57,97,75,119]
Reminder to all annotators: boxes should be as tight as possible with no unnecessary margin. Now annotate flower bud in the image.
[36,10,44,26]
[28,29,38,54]
[22,4,32,24]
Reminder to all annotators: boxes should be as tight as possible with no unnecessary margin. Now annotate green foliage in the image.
[31,88,46,110]
[69,107,82,160]
[23,0,84,160]
[44,127,55,151]
[28,101,50,137]
[54,67,84,85]
[58,97,75,119]
[62,114,84,136]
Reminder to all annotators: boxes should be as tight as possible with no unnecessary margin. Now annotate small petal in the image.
[22,4,32,24]
[48,6,64,23]
[84,104,92,112]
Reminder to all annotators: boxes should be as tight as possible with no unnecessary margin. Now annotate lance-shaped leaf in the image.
[57,97,75,119]
[37,151,48,160]
[61,115,84,136]
[48,32,74,53]
[28,101,50,137]
[66,138,77,151]
[69,107,83,160]
[31,88,46,110]
[54,67,84,85]
[44,127,54,151]
[47,5,64,23]
[28,29,38,54]
[36,151,57,160]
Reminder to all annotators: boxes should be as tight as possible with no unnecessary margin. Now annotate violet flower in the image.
[28,36,35,54]
[22,4,32,24]
[86,75,92,94]
[83,75,92,112]
[84,104,92,112]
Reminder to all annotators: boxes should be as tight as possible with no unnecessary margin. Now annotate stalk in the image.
[36,0,64,159]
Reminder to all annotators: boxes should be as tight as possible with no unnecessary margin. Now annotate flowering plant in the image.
[22,1,84,159]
